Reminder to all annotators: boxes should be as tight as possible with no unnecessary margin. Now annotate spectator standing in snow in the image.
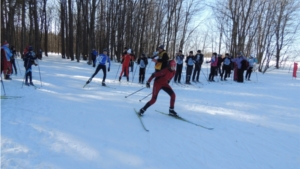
[185,51,194,84]
[232,52,247,83]
[174,50,184,83]
[137,53,148,84]
[138,60,178,116]
[192,50,204,82]
[220,53,232,81]
[206,52,218,82]
[245,55,255,81]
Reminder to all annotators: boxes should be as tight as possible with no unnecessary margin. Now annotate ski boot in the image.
[169,108,178,116]
[86,78,92,84]
[102,82,106,86]
[138,108,145,116]
[29,82,34,86]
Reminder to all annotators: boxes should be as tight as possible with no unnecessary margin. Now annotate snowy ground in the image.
[1,54,300,169]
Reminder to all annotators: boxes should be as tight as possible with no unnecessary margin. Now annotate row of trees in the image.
[1,0,300,72]
[211,0,300,72]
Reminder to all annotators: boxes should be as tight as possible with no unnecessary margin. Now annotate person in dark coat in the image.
[192,50,204,82]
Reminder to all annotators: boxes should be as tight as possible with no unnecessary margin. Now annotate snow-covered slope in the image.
[1,54,299,169]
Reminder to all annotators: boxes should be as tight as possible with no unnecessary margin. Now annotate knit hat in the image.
[28,46,33,51]
[2,41,8,46]
[179,50,182,53]
[197,50,201,53]
[103,48,107,52]
[158,45,164,49]
[189,51,193,54]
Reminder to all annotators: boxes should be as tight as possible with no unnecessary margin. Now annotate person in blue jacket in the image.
[174,49,184,83]
[86,48,111,86]
[91,49,98,67]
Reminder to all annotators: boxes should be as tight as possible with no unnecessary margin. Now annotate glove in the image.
[146,82,150,88]
[108,67,110,72]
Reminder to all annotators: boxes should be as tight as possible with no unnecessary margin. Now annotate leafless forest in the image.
[1,0,300,72]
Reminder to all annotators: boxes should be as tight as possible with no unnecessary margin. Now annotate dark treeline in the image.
[1,0,299,72]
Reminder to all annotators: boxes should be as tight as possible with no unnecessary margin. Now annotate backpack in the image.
[241,59,249,70]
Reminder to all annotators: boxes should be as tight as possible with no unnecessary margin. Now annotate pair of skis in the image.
[134,109,213,132]
[83,82,116,89]
[1,95,22,99]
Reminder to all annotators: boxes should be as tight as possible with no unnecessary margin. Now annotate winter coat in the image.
[137,57,148,68]
[176,54,184,65]
[97,54,111,68]
[193,54,203,66]
[185,55,194,66]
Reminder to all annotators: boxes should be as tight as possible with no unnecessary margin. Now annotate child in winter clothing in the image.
[137,53,148,84]
[86,48,111,86]
[206,53,218,82]
[174,50,184,83]
[138,60,177,116]
[23,46,38,86]
[185,51,194,84]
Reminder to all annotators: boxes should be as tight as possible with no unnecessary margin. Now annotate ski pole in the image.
[21,59,31,88]
[0,76,6,96]
[255,70,258,82]
[139,92,152,102]
[15,57,22,76]
[115,63,121,80]
[132,63,138,82]
[36,59,42,87]
[125,87,146,98]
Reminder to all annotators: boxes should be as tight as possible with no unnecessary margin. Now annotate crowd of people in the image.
[44,44,259,116]
[2,41,257,116]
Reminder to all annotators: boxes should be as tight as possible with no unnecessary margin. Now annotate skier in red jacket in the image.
[138,60,178,116]
[119,48,133,82]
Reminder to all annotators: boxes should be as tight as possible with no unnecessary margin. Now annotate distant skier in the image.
[23,46,38,86]
[86,48,111,86]
[138,60,178,116]
[119,48,134,82]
